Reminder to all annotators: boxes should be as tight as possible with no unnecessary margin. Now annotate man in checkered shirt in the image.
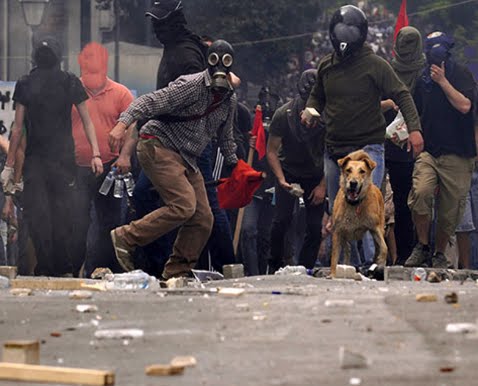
[109,40,238,279]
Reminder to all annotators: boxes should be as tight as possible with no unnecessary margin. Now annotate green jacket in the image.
[306,45,421,150]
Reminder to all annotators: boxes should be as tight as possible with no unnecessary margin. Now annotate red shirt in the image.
[72,78,134,166]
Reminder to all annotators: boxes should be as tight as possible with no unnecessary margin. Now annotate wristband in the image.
[93,155,102,159]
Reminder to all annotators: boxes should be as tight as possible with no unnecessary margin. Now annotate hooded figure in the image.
[392,26,426,94]
[288,69,323,143]
[32,36,62,69]
[78,42,108,92]
[145,0,206,89]
[422,31,455,89]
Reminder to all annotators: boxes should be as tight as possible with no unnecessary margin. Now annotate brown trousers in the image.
[118,139,213,278]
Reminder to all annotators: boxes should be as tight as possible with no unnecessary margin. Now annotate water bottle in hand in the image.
[99,167,117,196]
[123,173,135,197]
[113,175,124,198]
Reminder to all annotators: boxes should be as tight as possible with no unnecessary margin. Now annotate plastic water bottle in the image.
[412,267,427,282]
[274,265,312,276]
[99,167,117,196]
[0,275,10,289]
[104,270,158,290]
[123,173,135,197]
[113,175,124,198]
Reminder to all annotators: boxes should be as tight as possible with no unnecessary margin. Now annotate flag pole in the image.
[233,105,262,255]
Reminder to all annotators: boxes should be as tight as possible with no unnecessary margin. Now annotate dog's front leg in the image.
[371,227,388,266]
[343,241,351,266]
[330,232,343,278]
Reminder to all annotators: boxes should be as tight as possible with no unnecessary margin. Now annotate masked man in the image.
[267,69,326,272]
[110,40,238,279]
[110,0,237,276]
[71,42,135,276]
[304,5,423,267]
[1,37,103,276]
[405,32,477,268]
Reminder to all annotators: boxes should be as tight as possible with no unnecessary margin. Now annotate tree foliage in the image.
[180,0,478,85]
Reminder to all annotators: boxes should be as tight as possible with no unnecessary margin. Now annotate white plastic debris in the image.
[253,314,267,321]
[350,378,362,385]
[325,299,355,307]
[94,329,144,339]
[75,304,98,313]
[446,323,478,334]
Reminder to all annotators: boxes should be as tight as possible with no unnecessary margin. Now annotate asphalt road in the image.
[1,275,477,386]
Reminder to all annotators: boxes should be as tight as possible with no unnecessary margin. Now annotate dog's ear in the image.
[337,156,351,169]
[362,156,376,171]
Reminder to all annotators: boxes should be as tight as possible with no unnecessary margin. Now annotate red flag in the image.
[394,0,409,42]
[217,160,264,209]
[250,106,266,160]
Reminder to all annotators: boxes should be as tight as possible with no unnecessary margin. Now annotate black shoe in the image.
[432,252,452,269]
[404,243,431,267]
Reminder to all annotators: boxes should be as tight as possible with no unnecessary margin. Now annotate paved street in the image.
[1,275,478,385]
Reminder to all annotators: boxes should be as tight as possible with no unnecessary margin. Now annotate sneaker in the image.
[110,229,135,272]
[404,243,431,267]
[432,252,452,269]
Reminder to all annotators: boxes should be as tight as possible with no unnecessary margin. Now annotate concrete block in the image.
[0,266,17,280]
[3,340,40,364]
[335,265,356,279]
[223,264,245,279]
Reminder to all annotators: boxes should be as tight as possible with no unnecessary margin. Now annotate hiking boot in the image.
[404,243,431,267]
[110,229,135,272]
[432,252,452,269]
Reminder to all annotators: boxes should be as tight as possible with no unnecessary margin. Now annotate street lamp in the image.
[18,0,50,27]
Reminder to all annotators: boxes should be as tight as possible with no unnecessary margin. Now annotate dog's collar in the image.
[345,197,362,206]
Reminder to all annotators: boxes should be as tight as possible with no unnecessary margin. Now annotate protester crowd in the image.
[0,0,477,279]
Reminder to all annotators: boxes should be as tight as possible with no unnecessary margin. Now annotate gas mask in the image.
[78,42,108,92]
[207,40,234,93]
[425,31,454,66]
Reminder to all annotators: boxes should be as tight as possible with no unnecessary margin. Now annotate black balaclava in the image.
[288,69,321,143]
[146,0,187,44]
[32,37,62,69]
[422,31,455,89]
[207,40,234,94]
[297,69,317,101]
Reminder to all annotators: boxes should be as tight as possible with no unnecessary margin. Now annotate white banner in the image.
[0,81,16,139]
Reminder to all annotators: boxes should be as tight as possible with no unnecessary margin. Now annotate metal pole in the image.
[114,0,120,81]
[1,0,8,80]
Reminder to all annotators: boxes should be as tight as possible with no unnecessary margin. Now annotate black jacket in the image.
[156,30,207,89]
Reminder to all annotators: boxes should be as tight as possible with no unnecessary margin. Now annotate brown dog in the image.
[330,150,387,277]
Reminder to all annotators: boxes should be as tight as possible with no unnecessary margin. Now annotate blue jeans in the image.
[196,143,235,272]
[239,197,273,275]
[325,143,385,266]
[468,169,478,269]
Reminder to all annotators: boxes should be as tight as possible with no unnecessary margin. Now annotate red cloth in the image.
[250,107,266,160]
[217,160,264,209]
[394,0,409,43]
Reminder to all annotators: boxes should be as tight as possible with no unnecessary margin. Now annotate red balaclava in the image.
[78,42,108,91]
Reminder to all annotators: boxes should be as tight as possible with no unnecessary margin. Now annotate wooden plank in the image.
[3,340,39,364]
[10,278,97,291]
[145,364,184,376]
[0,266,17,280]
[0,362,114,385]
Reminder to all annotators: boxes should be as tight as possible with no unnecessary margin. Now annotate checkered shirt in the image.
[118,70,238,172]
